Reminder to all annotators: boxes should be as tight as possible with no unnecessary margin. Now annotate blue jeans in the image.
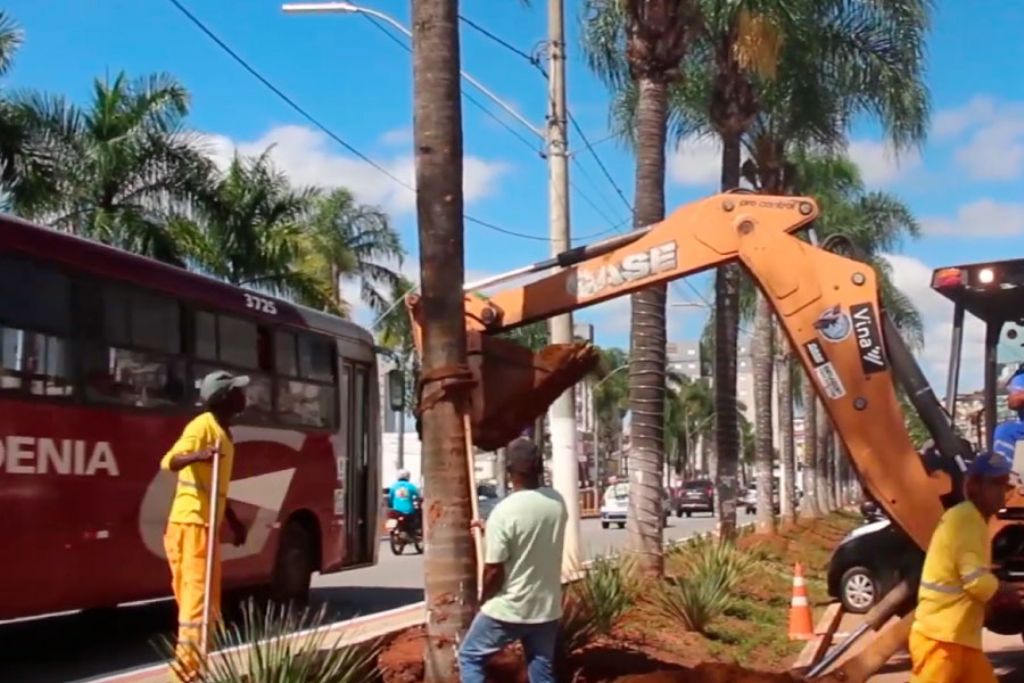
[458,612,558,683]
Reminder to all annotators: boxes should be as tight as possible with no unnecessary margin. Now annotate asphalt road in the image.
[0,512,751,683]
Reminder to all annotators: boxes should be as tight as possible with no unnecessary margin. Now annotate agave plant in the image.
[157,599,381,683]
[566,552,637,636]
[651,572,734,634]
[657,535,761,633]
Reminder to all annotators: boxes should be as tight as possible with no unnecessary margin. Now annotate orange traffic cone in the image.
[788,562,814,641]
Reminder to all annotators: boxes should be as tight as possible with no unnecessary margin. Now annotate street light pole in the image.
[281,2,544,139]
[544,0,580,575]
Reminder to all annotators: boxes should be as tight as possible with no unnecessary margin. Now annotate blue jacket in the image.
[993,416,1024,464]
[389,480,420,515]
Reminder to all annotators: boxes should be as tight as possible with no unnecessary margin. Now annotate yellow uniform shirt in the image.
[913,500,999,650]
[160,413,235,527]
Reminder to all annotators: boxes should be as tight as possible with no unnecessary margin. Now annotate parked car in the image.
[741,484,780,514]
[600,483,670,529]
[826,518,923,614]
[675,479,715,517]
[477,483,501,520]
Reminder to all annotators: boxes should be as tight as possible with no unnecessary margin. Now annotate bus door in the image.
[341,362,373,565]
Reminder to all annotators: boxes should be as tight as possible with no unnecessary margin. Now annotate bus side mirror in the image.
[387,368,405,412]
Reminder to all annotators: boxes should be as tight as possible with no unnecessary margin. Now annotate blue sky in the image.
[5,0,1024,389]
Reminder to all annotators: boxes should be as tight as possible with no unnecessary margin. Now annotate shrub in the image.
[656,536,761,634]
[566,552,637,636]
[158,599,381,683]
[651,572,733,634]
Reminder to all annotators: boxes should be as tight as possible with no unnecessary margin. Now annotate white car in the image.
[600,483,670,529]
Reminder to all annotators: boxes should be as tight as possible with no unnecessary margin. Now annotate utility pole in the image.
[546,0,580,574]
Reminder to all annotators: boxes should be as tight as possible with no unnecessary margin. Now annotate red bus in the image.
[0,214,383,621]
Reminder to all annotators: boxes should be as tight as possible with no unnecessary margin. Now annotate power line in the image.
[451,14,755,336]
[459,14,547,75]
[165,0,580,245]
[359,10,624,243]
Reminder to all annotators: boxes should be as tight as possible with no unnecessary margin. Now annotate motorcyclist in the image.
[388,469,422,534]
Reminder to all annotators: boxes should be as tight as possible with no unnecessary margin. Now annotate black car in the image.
[826,517,923,614]
[674,479,715,517]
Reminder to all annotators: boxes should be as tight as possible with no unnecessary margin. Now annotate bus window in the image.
[299,335,333,382]
[218,315,258,370]
[0,255,74,397]
[275,330,298,377]
[277,380,335,429]
[0,254,71,334]
[80,284,187,408]
[195,311,218,361]
[0,328,73,396]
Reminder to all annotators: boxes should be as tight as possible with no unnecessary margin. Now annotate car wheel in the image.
[601,522,609,529]
[617,522,625,529]
[685,511,692,518]
[676,509,684,518]
[840,566,878,614]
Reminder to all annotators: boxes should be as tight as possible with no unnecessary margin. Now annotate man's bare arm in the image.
[480,563,505,604]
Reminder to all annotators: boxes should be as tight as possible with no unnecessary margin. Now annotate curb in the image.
[95,521,755,683]
[790,601,844,673]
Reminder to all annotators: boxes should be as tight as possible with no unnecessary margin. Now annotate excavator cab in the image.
[932,257,1024,627]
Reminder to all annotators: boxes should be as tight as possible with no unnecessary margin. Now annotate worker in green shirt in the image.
[458,437,567,683]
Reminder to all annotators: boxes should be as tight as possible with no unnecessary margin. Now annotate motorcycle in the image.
[386,497,423,555]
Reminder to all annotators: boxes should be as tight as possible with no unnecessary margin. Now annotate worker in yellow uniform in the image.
[160,370,250,682]
[910,451,1023,682]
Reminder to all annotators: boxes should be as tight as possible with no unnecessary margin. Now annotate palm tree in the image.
[14,72,212,263]
[172,150,333,309]
[666,0,930,529]
[0,11,34,211]
[301,188,404,317]
[410,0,476,678]
[582,0,698,579]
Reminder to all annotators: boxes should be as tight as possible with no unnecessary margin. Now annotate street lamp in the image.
[281,2,544,138]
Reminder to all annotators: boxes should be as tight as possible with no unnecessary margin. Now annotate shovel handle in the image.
[200,438,222,656]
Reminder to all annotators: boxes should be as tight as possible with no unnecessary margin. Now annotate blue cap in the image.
[1009,372,1024,394]
[966,451,1013,478]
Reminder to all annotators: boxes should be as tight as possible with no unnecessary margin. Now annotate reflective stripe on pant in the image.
[164,522,221,683]
[909,630,997,683]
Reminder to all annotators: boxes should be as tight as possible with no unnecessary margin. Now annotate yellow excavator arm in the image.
[406,191,981,681]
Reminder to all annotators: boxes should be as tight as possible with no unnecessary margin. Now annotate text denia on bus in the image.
[0,436,119,476]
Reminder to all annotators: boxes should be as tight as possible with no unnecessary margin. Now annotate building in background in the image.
[666,340,702,380]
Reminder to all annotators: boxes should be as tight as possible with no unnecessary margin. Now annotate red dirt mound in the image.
[378,628,801,683]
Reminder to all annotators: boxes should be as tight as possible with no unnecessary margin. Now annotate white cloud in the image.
[882,253,986,392]
[932,95,999,139]
[954,117,1024,181]
[847,139,921,186]
[921,199,1024,237]
[379,127,412,147]
[201,125,510,216]
[931,96,1024,180]
[668,135,730,187]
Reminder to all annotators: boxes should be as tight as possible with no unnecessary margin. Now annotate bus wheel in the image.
[270,520,314,607]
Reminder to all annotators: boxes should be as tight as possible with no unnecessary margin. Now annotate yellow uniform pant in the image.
[909,630,997,683]
[164,522,222,683]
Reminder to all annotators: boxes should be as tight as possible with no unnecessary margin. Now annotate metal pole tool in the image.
[200,438,222,656]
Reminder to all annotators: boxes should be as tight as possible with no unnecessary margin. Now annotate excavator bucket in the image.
[462,331,600,451]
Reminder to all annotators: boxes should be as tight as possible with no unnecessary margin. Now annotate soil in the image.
[376,513,861,682]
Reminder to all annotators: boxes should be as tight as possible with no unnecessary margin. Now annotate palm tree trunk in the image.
[815,400,833,513]
[626,75,668,578]
[752,292,775,534]
[410,2,476,679]
[776,331,797,524]
[800,373,822,519]
[714,131,742,538]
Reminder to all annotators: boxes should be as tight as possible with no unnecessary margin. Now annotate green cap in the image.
[199,370,250,404]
